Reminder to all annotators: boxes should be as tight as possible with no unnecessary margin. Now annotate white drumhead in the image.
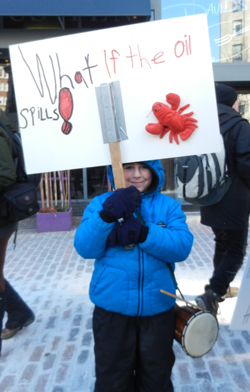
[182,311,219,358]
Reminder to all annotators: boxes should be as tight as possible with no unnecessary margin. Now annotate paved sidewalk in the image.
[0,213,249,392]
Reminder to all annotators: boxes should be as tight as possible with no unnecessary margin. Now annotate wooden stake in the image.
[58,171,63,207]
[49,172,53,207]
[68,170,71,207]
[54,172,57,206]
[109,141,125,189]
[40,173,45,209]
[108,141,134,250]
[45,173,49,208]
[64,170,68,206]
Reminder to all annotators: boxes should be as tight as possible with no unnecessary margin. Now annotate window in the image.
[0,68,8,78]
[4,83,8,91]
[233,20,242,35]
[0,96,7,106]
[233,44,242,61]
[0,83,4,91]
[233,2,243,12]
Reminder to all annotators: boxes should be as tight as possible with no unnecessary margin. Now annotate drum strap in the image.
[135,211,185,301]
[166,263,185,301]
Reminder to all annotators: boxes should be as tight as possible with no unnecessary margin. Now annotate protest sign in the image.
[230,252,250,330]
[9,13,220,174]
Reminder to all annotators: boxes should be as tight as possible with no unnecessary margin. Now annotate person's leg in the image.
[207,228,248,296]
[0,233,13,291]
[93,306,136,392]
[212,228,226,270]
[196,228,248,314]
[134,307,175,392]
[2,279,35,338]
[0,234,12,352]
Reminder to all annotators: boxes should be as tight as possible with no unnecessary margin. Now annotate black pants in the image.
[207,228,248,296]
[4,279,34,329]
[93,306,175,392]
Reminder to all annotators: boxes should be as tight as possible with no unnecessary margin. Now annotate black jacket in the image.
[0,111,17,227]
[200,103,250,229]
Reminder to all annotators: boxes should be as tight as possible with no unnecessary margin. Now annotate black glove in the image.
[107,216,148,247]
[100,186,142,223]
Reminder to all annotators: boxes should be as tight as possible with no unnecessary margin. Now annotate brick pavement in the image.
[0,213,249,392]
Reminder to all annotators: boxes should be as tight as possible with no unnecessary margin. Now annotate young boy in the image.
[74,160,193,392]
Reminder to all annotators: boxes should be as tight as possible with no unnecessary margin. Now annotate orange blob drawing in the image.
[59,87,73,135]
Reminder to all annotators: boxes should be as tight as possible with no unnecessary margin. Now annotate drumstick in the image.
[160,289,205,311]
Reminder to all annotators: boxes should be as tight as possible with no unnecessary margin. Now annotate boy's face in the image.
[123,163,152,193]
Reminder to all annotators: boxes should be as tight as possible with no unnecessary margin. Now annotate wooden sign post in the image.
[96,81,135,249]
[95,81,128,189]
[108,141,125,189]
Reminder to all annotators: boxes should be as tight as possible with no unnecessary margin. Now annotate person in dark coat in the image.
[0,109,35,352]
[195,83,250,315]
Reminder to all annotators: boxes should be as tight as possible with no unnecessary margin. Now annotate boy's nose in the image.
[133,167,141,177]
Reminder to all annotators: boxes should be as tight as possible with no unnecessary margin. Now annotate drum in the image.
[174,304,219,358]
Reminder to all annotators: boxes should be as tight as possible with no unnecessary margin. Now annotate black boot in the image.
[1,280,35,339]
[195,289,222,316]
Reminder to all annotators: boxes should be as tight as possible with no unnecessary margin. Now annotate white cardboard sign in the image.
[230,251,250,330]
[9,14,220,174]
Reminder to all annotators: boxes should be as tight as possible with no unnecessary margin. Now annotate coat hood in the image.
[215,84,237,107]
[217,103,242,128]
[107,159,164,195]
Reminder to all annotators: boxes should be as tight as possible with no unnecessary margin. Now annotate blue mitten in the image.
[100,186,142,223]
[107,216,148,247]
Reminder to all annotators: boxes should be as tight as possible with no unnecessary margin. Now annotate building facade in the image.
[1,0,249,213]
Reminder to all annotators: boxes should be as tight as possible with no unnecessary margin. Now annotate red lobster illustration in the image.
[145,93,198,144]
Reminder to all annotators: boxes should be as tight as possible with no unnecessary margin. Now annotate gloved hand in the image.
[107,216,148,247]
[100,186,142,223]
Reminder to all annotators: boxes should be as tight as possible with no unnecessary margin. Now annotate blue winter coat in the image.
[74,160,193,316]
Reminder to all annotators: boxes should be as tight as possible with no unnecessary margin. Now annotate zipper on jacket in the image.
[137,248,144,316]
